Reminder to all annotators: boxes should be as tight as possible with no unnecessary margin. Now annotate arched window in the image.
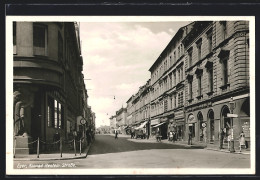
[221,105,231,138]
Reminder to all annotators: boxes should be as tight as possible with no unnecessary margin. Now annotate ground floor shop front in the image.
[185,94,250,150]
[13,84,88,154]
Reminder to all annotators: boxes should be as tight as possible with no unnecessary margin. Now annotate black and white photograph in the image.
[6,16,255,175]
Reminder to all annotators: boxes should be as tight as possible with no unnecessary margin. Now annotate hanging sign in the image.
[202,122,207,128]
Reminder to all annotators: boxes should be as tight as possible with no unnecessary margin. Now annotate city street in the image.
[14,134,250,169]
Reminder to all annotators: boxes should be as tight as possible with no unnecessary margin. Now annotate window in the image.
[189,79,193,100]
[207,28,213,53]
[174,51,176,63]
[48,97,64,129]
[188,48,193,67]
[33,24,47,56]
[173,71,176,86]
[174,94,177,108]
[169,74,172,88]
[197,75,202,97]
[196,39,202,61]
[178,92,183,107]
[169,56,172,67]
[164,99,168,112]
[178,46,180,59]
[47,96,54,127]
[13,22,16,54]
[177,69,180,84]
[222,58,229,85]
[180,66,183,81]
[58,31,63,61]
[208,67,213,92]
[180,44,183,56]
[220,21,227,41]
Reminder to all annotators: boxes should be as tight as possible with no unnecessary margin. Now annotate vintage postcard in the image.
[6,16,255,175]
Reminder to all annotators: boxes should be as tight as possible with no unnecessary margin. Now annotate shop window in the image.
[33,24,48,56]
[13,22,16,54]
[48,97,64,129]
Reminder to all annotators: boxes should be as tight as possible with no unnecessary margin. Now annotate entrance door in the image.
[161,123,168,139]
[208,110,215,142]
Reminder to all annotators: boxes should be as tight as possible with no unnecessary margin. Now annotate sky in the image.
[79,21,191,128]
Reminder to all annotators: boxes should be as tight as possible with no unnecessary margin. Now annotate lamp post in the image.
[229,97,235,153]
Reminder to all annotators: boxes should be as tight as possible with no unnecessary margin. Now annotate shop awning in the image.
[153,122,166,128]
[135,121,148,130]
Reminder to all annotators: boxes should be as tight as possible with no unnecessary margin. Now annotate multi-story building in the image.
[126,95,134,126]
[129,80,151,135]
[109,115,117,133]
[183,21,250,148]
[124,20,250,151]
[148,22,194,139]
[115,107,127,134]
[13,22,89,154]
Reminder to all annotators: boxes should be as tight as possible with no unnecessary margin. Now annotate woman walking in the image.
[239,131,246,152]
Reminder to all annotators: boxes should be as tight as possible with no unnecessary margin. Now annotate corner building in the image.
[13,22,87,153]
[183,21,250,148]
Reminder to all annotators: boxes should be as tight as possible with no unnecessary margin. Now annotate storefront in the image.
[187,114,196,140]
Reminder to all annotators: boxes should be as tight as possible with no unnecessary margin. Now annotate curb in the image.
[14,141,93,161]
[205,148,250,155]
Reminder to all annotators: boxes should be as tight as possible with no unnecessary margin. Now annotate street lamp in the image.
[229,97,235,153]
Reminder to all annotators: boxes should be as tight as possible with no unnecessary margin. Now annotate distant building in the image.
[115,107,127,134]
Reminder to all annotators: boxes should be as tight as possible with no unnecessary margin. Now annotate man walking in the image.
[115,130,118,139]
[219,128,225,149]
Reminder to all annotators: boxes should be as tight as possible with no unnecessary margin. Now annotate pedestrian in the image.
[115,130,118,139]
[169,131,173,142]
[239,131,246,152]
[188,130,192,145]
[227,132,231,151]
[219,128,225,149]
[156,128,161,142]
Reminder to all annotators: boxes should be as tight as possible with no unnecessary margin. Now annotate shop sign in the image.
[227,113,238,118]
[187,101,212,112]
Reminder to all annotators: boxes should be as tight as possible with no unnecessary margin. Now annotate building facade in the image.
[148,22,194,139]
[13,22,91,153]
[183,21,250,148]
[115,107,127,134]
[124,20,250,150]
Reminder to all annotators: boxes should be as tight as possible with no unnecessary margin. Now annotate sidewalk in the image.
[13,141,93,161]
[125,135,250,155]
